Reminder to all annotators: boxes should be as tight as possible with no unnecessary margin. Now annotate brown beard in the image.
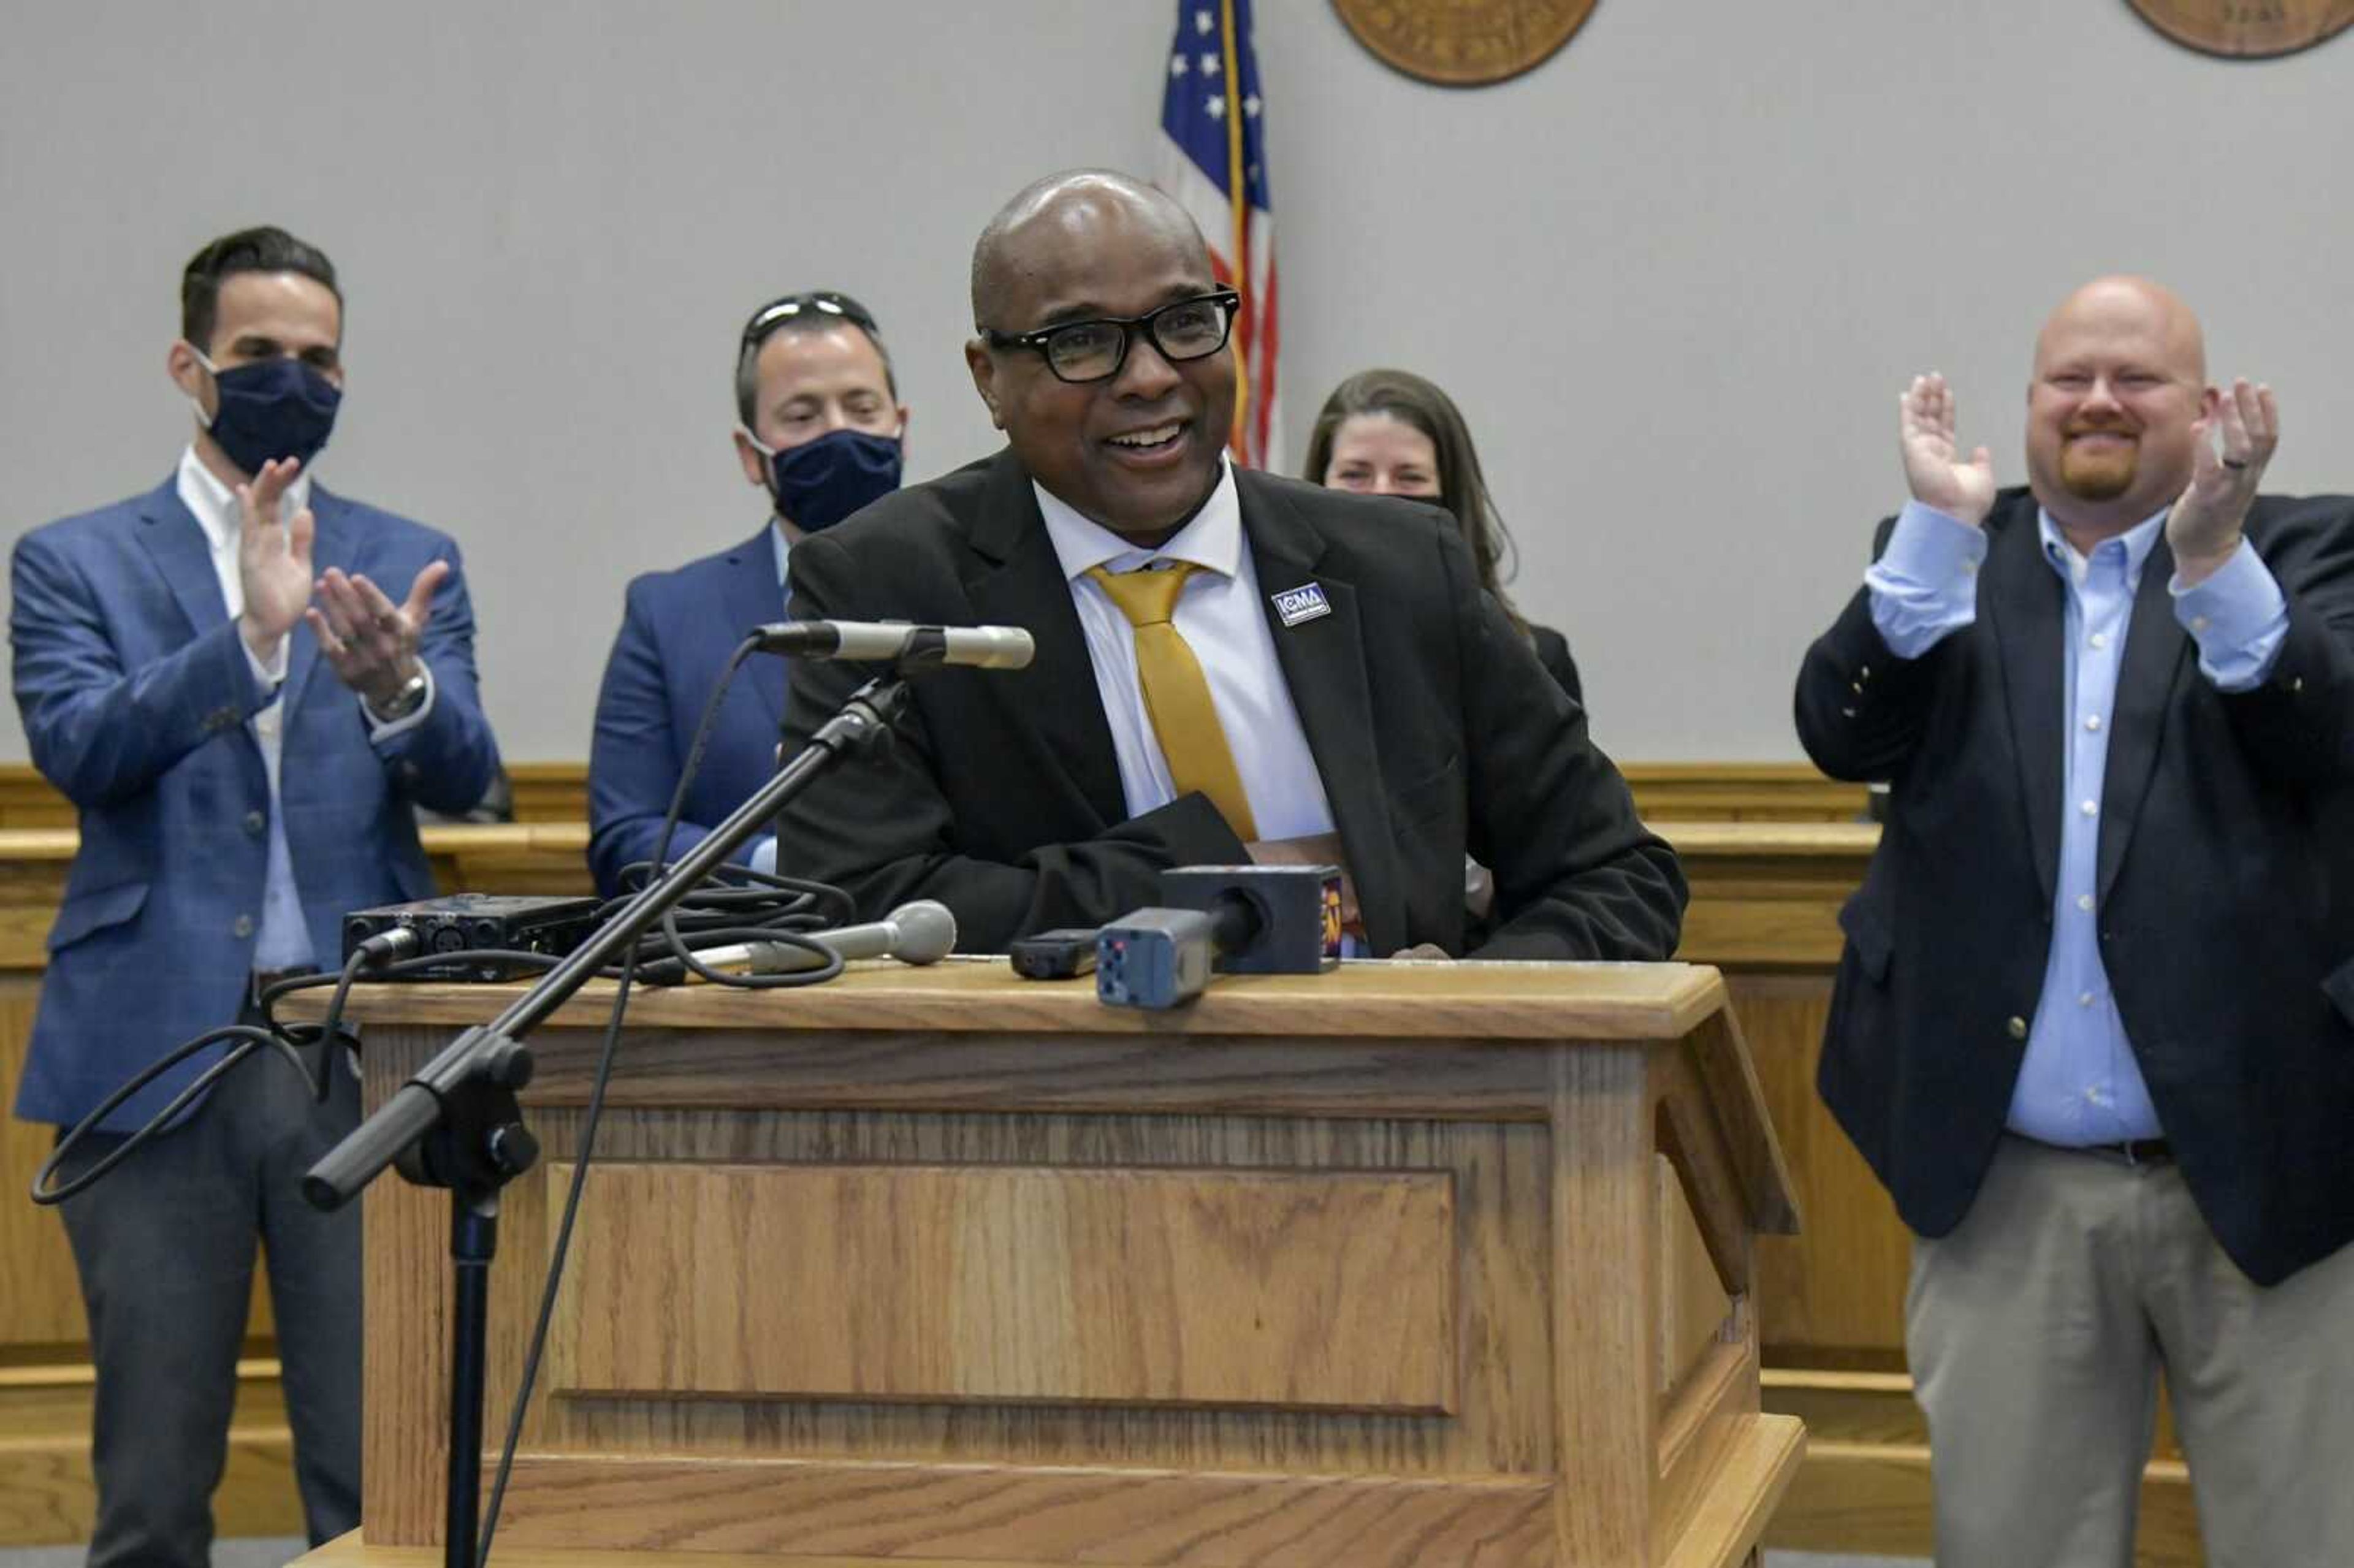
[2059,433,2138,501]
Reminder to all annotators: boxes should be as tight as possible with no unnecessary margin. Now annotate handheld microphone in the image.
[646,899,958,983]
[750,620,1035,670]
[1096,866,1342,1009]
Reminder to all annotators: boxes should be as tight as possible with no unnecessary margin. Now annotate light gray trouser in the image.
[1907,1134,2354,1568]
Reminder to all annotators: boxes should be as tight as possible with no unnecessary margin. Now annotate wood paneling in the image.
[543,1162,1459,1413]
[1732,976,1908,1363]
[0,1363,302,1547]
[492,1456,1557,1565]
[1623,764,1867,824]
[1657,1157,1733,1399]
[0,978,84,1349]
[1767,1437,2202,1567]
[321,965,1798,1567]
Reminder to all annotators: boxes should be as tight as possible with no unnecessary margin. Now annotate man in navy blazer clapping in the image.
[10,225,502,1566]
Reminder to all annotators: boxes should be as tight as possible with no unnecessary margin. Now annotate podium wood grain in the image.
[292,963,1800,1567]
[542,1162,1458,1412]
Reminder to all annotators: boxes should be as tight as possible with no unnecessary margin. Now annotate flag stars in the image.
[1205,94,1225,119]
[1201,53,1221,77]
[1170,53,1189,77]
[1243,94,1262,118]
[1196,9,1214,34]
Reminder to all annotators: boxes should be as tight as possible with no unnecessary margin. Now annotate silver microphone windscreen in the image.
[690,900,959,976]
[877,899,958,964]
[750,620,1034,670]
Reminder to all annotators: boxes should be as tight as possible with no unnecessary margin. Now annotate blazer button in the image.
[2006,1015,2028,1041]
[232,913,256,939]
[243,810,267,835]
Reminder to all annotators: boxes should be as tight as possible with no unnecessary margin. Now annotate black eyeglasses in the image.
[740,290,881,350]
[981,290,1241,384]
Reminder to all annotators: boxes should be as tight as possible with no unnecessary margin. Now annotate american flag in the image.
[1156,0,1280,471]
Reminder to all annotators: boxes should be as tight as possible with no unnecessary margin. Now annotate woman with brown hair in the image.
[1303,368,1583,706]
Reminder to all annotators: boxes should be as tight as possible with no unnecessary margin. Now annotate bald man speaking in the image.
[1796,277,2354,1566]
[776,170,1680,960]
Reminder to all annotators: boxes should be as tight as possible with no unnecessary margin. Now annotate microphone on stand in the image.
[644,900,958,984]
[751,620,1034,670]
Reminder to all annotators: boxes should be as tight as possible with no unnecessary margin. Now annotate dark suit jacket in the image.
[587,528,788,897]
[779,451,1683,959]
[1530,623,1584,709]
[1796,486,2354,1285]
[10,476,501,1130]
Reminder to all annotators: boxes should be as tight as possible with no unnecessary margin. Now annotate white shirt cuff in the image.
[362,663,438,742]
[1865,500,1987,657]
[243,630,290,693]
[2170,539,2290,691]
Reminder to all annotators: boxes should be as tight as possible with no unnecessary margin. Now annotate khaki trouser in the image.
[1906,1135,2354,1568]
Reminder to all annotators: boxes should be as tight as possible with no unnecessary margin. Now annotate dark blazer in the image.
[1796,486,2354,1286]
[587,528,789,897]
[778,451,1683,959]
[10,476,501,1130]
[1530,623,1584,709]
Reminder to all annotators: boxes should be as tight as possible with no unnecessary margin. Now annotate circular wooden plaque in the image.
[1332,0,1601,86]
[2127,0,2354,57]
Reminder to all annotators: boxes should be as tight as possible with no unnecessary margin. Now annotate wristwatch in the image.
[369,667,430,723]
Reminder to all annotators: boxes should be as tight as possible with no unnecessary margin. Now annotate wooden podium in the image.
[295,959,1800,1568]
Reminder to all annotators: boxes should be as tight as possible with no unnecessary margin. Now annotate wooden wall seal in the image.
[2126,0,2354,57]
[1331,0,1600,86]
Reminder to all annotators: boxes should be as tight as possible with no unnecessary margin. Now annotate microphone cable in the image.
[30,937,406,1206]
[478,629,850,1564]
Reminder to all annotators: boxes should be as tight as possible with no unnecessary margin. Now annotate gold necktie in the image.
[1086,562,1259,841]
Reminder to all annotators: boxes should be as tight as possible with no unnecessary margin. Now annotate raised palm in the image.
[1898,372,1996,526]
[235,457,316,648]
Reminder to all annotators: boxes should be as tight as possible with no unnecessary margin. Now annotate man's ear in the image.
[166,340,208,406]
[733,428,769,489]
[965,339,1004,430]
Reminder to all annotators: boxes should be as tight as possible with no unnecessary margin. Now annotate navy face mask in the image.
[191,351,342,476]
[755,425,904,533]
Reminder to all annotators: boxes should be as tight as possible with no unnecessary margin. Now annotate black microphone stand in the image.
[302,672,913,1568]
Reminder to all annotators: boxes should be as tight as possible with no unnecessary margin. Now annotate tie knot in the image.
[1087,561,1200,628]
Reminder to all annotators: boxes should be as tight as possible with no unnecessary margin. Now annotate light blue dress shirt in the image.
[743,520,794,878]
[1865,498,2288,1145]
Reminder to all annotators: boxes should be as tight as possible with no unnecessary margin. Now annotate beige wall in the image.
[4,1,2349,764]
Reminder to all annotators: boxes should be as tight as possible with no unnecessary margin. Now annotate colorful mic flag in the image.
[1156,0,1281,471]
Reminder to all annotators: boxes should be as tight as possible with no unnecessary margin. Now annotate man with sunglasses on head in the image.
[588,289,910,897]
[10,224,501,1566]
[776,170,1680,959]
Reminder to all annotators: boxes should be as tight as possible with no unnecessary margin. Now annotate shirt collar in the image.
[1035,459,1241,583]
[175,444,312,555]
[2038,504,2167,588]
[769,517,793,584]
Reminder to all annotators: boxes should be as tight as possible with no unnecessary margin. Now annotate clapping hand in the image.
[1899,373,1997,528]
[308,563,448,710]
[234,458,317,663]
[2169,378,2277,586]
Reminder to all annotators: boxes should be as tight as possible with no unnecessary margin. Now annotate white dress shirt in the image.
[1034,460,1338,842]
[177,447,435,970]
